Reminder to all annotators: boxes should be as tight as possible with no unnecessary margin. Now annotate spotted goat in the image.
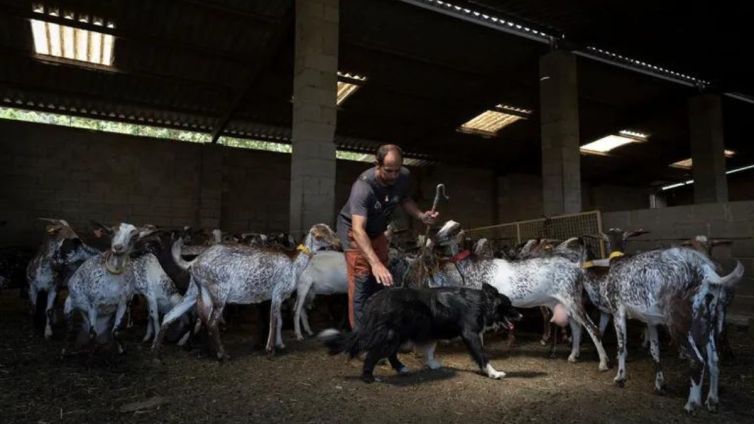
[603,244,743,412]
[63,223,186,352]
[411,220,610,371]
[153,223,341,359]
[26,218,99,339]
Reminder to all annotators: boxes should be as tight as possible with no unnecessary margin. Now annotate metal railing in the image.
[464,210,606,258]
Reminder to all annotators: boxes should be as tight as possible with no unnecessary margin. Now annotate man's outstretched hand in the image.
[420,210,439,226]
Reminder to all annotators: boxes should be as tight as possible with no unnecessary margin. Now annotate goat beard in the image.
[105,251,129,274]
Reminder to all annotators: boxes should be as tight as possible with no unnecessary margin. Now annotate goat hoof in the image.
[567,354,578,363]
[706,400,718,413]
[361,374,376,384]
[615,379,625,388]
[654,386,667,396]
[599,362,609,372]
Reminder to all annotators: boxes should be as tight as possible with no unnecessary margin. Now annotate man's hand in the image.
[371,262,394,287]
[420,210,439,226]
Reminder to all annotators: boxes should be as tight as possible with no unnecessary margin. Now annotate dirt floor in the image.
[2,291,754,424]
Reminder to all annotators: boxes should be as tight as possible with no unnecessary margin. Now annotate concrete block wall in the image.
[603,201,754,320]
[0,120,202,245]
[0,120,499,246]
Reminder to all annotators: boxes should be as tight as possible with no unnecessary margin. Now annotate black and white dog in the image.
[321,283,522,383]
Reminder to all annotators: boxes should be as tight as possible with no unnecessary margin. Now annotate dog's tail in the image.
[318,328,361,357]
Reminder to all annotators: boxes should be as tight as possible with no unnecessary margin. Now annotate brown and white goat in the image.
[26,218,97,339]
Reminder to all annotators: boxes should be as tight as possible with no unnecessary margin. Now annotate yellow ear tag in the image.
[608,251,625,260]
[297,244,312,255]
[581,261,594,269]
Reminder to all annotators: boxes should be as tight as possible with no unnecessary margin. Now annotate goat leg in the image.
[112,301,128,354]
[44,286,57,339]
[647,325,666,394]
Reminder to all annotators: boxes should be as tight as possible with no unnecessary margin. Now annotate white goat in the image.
[293,250,348,340]
[63,223,183,351]
[153,223,341,359]
[421,221,610,371]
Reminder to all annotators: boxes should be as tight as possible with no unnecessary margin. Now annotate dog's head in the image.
[481,283,522,330]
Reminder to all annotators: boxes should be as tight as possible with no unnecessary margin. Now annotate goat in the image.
[580,228,649,338]
[683,235,736,358]
[26,218,94,339]
[603,245,743,412]
[423,221,610,371]
[63,223,183,352]
[293,250,348,340]
[153,223,340,359]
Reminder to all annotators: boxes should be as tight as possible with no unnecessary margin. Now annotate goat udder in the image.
[550,303,569,327]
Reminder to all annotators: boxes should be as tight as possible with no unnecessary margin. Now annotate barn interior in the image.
[1,1,753,422]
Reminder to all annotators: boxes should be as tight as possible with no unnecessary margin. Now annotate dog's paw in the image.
[488,369,506,379]
[485,364,505,379]
[426,360,442,370]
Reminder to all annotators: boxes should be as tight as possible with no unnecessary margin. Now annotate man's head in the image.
[375,144,403,186]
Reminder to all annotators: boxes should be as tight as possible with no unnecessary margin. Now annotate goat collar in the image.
[608,251,625,260]
[451,250,471,263]
[296,244,313,257]
[104,251,129,275]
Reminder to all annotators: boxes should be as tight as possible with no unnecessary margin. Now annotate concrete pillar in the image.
[689,94,728,204]
[289,0,339,234]
[539,50,581,216]
[196,144,223,230]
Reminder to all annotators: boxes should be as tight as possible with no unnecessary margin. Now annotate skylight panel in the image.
[337,72,367,105]
[30,5,115,66]
[669,150,736,169]
[458,104,532,137]
[580,130,648,155]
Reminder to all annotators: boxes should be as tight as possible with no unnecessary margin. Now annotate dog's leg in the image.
[361,349,381,383]
[423,342,442,370]
[388,353,410,374]
[461,331,504,379]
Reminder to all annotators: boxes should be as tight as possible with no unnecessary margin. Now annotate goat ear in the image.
[90,220,114,236]
[623,229,649,239]
[137,225,160,239]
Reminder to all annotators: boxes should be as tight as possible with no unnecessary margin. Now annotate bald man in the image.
[336,144,438,329]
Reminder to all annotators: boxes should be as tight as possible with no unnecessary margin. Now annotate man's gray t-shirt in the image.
[337,166,411,249]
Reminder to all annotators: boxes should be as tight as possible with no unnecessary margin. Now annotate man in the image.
[337,144,438,329]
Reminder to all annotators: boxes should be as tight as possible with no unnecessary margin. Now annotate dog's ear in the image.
[481,283,498,298]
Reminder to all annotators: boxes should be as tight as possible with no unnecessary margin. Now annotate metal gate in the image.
[464,210,606,258]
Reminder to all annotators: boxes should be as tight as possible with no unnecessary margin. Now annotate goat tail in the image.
[709,261,744,288]
[171,239,196,271]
